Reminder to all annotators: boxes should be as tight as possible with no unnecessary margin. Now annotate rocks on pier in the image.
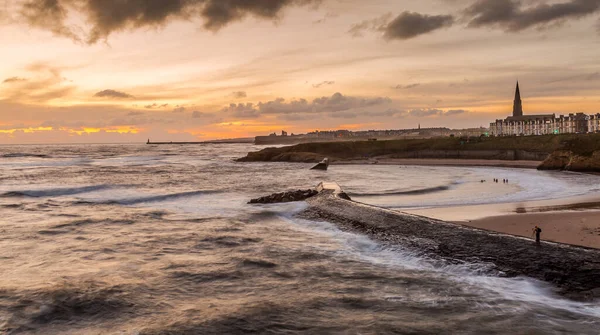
[249,189,319,204]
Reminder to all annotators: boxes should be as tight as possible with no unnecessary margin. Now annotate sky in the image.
[1,0,600,143]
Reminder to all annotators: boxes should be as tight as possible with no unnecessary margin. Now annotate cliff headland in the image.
[240,134,600,172]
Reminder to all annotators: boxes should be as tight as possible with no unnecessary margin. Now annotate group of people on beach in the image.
[481,178,510,183]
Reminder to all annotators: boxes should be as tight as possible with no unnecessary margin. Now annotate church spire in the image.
[513,81,523,117]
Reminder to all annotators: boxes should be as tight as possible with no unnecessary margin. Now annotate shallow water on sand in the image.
[1,143,600,334]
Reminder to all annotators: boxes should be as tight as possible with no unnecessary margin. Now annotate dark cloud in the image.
[172,106,186,113]
[20,0,82,42]
[312,81,335,88]
[394,83,420,89]
[93,89,134,99]
[383,11,454,40]
[464,0,600,31]
[9,0,321,43]
[2,77,27,83]
[349,11,453,40]
[231,91,247,99]
[145,103,169,109]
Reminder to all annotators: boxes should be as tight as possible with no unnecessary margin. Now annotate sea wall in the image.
[298,185,600,301]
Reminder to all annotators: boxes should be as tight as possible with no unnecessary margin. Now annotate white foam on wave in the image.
[288,216,600,319]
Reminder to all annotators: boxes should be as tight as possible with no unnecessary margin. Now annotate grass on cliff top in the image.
[248,133,600,160]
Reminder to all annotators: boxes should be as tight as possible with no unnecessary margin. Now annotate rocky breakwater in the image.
[297,183,600,301]
[249,189,319,204]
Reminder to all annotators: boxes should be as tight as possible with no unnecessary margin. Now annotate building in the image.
[490,83,591,136]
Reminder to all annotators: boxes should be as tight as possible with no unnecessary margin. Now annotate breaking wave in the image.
[350,185,451,197]
[0,185,114,198]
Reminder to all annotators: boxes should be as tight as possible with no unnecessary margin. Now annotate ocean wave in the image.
[1,153,49,158]
[74,190,222,206]
[0,185,114,198]
[350,185,451,197]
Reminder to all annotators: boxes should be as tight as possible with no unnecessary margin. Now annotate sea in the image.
[1,143,600,334]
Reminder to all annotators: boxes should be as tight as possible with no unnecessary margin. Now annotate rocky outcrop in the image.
[538,150,600,172]
[249,189,319,204]
[237,137,558,163]
[298,185,600,301]
[238,150,327,163]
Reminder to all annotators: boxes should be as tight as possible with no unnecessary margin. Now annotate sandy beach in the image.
[456,211,600,249]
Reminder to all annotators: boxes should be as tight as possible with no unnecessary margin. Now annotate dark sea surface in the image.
[1,143,599,334]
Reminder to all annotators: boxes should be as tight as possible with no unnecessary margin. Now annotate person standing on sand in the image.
[532,226,542,245]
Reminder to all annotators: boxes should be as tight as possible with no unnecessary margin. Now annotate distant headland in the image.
[146,138,254,145]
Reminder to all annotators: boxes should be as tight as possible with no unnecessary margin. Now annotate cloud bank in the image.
[351,0,600,40]
[7,0,322,43]
[465,0,600,31]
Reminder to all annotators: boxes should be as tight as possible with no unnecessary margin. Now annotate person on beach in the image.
[532,226,542,245]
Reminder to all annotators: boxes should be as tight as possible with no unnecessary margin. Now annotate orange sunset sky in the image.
[1,0,600,143]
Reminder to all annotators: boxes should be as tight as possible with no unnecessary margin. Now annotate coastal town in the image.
[256,82,599,145]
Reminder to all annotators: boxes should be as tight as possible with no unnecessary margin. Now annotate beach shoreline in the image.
[335,158,541,169]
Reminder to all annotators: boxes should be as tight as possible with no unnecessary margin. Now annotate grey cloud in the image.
[220,103,260,118]
[465,0,600,31]
[444,109,469,116]
[231,91,247,99]
[217,92,392,119]
[586,72,600,80]
[94,89,134,99]
[312,81,335,88]
[9,0,321,44]
[409,108,444,117]
[2,77,27,83]
[383,11,454,40]
[259,92,392,115]
[408,108,468,117]
[394,83,420,89]
[349,11,453,40]
[348,13,393,37]
[145,103,169,109]
[172,106,186,113]
[191,110,216,119]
